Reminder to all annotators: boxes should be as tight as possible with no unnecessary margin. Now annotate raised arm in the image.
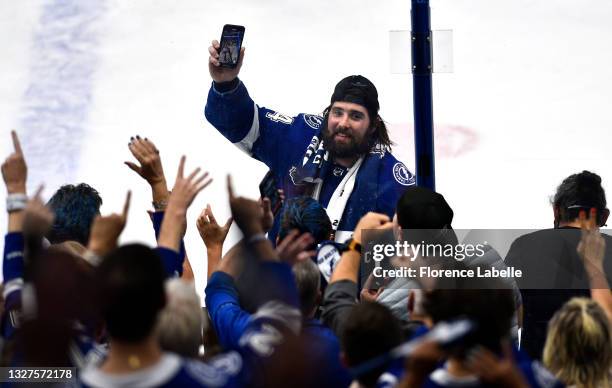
[2,133,54,313]
[204,39,305,172]
[577,208,612,319]
[204,39,254,144]
[196,204,232,280]
[321,212,391,335]
[2,131,27,233]
[2,131,28,291]
[204,176,300,350]
[330,212,391,283]
[125,136,169,210]
[87,191,131,259]
[225,175,278,262]
[203,196,274,280]
[157,156,211,276]
[125,136,190,274]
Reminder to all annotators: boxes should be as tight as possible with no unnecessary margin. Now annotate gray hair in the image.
[292,260,321,316]
[156,279,205,358]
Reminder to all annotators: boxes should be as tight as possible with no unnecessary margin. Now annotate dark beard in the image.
[322,126,371,159]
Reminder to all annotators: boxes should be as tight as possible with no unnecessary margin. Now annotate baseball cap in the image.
[396,186,454,229]
[330,75,380,116]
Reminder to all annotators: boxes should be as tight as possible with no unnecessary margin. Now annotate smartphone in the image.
[218,24,245,68]
[259,171,283,216]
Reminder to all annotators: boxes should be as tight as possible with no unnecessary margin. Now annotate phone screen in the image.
[219,24,245,68]
[259,171,283,216]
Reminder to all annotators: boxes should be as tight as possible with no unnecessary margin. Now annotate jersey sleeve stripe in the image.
[234,102,261,155]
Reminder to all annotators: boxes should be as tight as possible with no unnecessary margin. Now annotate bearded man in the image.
[204,40,415,242]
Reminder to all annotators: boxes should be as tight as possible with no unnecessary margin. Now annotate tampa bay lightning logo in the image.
[239,324,283,357]
[303,114,323,129]
[316,243,342,282]
[393,162,415,186]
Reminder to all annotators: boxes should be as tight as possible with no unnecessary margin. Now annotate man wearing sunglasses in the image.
[205,41,415,242]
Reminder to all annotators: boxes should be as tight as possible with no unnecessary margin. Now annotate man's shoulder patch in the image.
[303,114,323,130]
[392,162,415,186]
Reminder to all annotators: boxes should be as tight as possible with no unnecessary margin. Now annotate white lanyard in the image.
[312,156,364,235]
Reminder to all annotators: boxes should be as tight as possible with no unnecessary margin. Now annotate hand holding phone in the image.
[208,24,245,83]
[259,171,283,216]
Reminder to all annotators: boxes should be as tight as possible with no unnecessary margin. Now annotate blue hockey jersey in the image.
[205,79,415,242]
[79,352,243,388]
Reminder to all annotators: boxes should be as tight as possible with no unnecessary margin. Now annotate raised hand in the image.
[577,208,606,276]
[2,131,27,194]
[88,191,131,255]
[226,175,278,262]
[125,136,165,185]
[197,204,232,251]
[159,156,212,252]
[467,342,529,388]
[399,339,445,387]
[167,156,212,215]
[260,197,275,233]
[353,212,393,244]
[227,175,265,237]
[125,136,169,205]
[23,185,54,237]
[275,229,315,266]
[208,39,245,83]
[360,274,387,303]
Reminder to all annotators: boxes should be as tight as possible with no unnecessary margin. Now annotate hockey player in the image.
[205,40,415,242]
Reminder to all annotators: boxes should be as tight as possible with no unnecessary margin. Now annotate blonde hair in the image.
[543,297,612,388]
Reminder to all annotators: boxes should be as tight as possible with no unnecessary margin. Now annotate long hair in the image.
[543,297,612,388]
[322,106,393,152]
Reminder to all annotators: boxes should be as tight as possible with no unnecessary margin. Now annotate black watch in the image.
[343,238,362,254]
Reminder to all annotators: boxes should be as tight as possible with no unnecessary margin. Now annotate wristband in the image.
[247,233,267,245]
[152,199,168,211]
[6,193,27,213]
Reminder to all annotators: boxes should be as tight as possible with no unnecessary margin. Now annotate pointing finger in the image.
[206,203,218,225]
[227,175,235,199]
[33,184,45,200]
[177,155,186,180]
[11,130,23,155]
[122,190,132,219]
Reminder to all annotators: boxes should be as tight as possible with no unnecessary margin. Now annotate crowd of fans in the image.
[1,130,611,387]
